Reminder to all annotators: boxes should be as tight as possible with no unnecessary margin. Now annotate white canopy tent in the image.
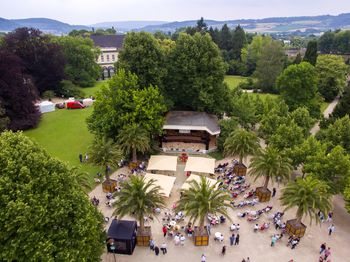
[144,173,176,197]
[181,174,218,190]
[184,157,215,174]
[36,101,55,113]
[147,155,178,172]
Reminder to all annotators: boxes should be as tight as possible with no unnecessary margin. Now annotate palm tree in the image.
[176,176,233,232]
[117,124,151,163]
[113,175,165,234]
[224,128,260,164]
[249,146,292,190]
[280,176,332,234]
[70,167,91,191]
[89,136,123,184]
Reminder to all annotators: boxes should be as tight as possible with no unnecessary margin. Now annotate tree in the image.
[344,179,350,213]
[87,69,167,139]
[288,107,314,136]
[228,92,258,128]
[318,31,335,54]
[231,25,247,60]
[55,36,100,87]
[116,32,166,90]
[175,176,232,231]
[219,24,233,51]
[117,124,151,163]
[3,27,65,94]
[316,54,348,102]
[241,35,272,75]
[0,101,9,132]
[196,17,208,33]
[88,136,123,182]
[277,62,321,117]
[165,33,229,114]
[0,50,40,130]
[217,118,238,152]
[224,128,260,164]
[304,145,350,194]
[320,115,350,153]
[293,53,302,64]
[269,122,304,152]
[249,146,292,190]
[303,40,318,65]
[0,131,104,261]
[280,177,332,225]
[332,83,350,118]
[113,175,165,233]
[254,40,285,93]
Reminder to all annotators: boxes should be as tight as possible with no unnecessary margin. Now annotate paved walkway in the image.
[310,97,339,135]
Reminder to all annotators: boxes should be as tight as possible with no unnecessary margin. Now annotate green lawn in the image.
[224,75,248,89]
[24,107,101,189]
[80,80,107,97]
[247,92,279,102]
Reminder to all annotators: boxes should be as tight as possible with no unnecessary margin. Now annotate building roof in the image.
[107,219,137,240]
[90,35,125,48]
[163,111,220,135]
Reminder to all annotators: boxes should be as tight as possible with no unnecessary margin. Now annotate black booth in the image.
[106,219,137,255]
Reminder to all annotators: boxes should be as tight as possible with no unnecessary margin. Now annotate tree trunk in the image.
[239,155,243,164]
[199,217,205,232]
[105,165,110,182]
[139,216,145,233]
[263,176,270,189]
[132,147,137,163]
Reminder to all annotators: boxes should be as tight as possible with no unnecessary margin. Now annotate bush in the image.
[237,77,254,90]
[58,80,85,98]
[42,90,56,100]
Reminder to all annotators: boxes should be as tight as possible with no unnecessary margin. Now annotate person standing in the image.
[246,257,250,262]
[79,153,83,163]
[161,242,167,254]
[272,188,277,197]
[180,234,185,246]
[201,254,206,262]
[154,246,160,256]
[320,243,326,254]
[206,223,211,235]
[221,246,226,255]
[324,247,331,260]
[235,234,240,245]
[230,233,235,246]
[162,225,167,237]
[149,239,155,251]
[84,153,89,162]
[271,235,277,247]
[327,212,333,222]
[328,224,335,236]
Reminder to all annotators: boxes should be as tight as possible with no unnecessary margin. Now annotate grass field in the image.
[80,80,107,97]
[224,75,248,89]
[248,92,279,102]
[24,107,100,188]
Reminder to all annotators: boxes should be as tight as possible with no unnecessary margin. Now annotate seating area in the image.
[162,142,206,152]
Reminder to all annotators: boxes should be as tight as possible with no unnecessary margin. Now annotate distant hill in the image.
[1,13,350,35]
[91,21,167,32]
[0,17,89,34]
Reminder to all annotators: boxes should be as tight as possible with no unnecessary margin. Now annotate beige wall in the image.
[96,48,119,68]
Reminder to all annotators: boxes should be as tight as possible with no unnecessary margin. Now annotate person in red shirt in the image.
[162,225,167,237]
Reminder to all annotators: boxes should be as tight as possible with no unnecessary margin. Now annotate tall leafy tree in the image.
[254,40,286,93]
[196,17,208,33]
[165,32,229,114]
[0,50,40,130]
[3,27,65,94]
[231,25,247,60]
[332,83,350,118]
[303,40,318,65]
[249,147,292,190]
[316,54,348,102]
[318,31,335,54]
[277,62,321,117]
[344,179,350,213]
[217,117,238,152]
[280,177,332,225]
[224,128,260,164]
[304,145,350,194]
[288,107,314,136]
[117,124,151,163]
[55,36,100,87]
[113,175,166,233]
[89,137,124,183]
[229,92,258,128]
[0,132,104,261]
[269,122,304,152]
[87,69,167,139]
[116,32,166,90]
[219,24,233,51]
[175,176,233,231]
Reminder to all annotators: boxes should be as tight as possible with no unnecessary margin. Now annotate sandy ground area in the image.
[89,156,350,262]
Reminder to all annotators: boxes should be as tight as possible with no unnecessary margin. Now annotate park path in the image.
[310,97,339,135]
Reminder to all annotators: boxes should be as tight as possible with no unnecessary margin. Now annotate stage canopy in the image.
[144,173,176,197]
[184,156,215,174]
[146,155,178,172]
[181,174,218,190]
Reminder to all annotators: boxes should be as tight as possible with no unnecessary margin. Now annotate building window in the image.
[112,54,115,61]
[106,54,110,61]
[101,55,104,62]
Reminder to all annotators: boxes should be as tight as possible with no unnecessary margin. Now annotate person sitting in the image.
[220,215,226,223]
[230,224,236,231]
[106,192,113,200]
[254,224,259,232]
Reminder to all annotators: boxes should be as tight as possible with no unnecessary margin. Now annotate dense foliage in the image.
[0,132,104,261]
[318,30,350,54]
[0,50,40,130]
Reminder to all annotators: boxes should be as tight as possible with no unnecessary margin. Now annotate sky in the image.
[1,0,350,25]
